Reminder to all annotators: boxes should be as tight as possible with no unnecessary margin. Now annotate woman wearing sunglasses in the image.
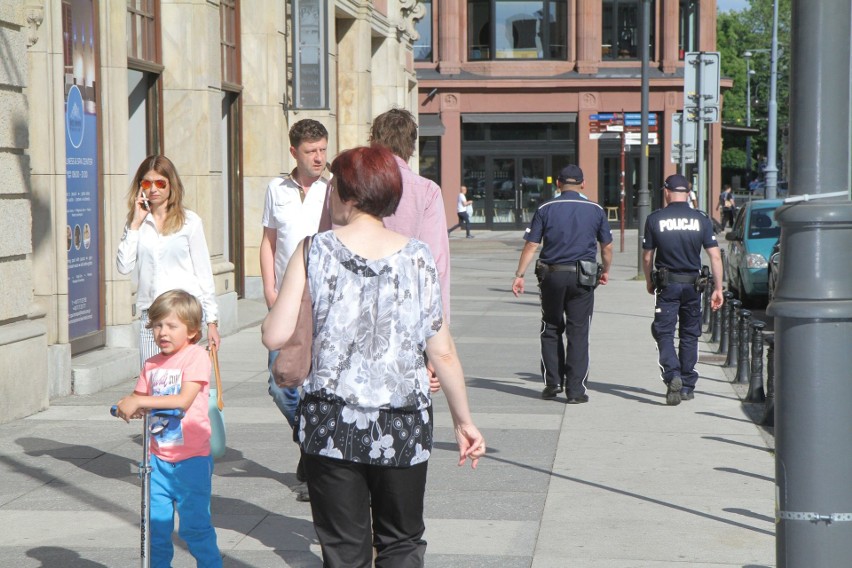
[117,155,220,365]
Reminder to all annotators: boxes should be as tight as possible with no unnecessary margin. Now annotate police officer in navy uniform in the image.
[642,174,724,405]
[512,165,613,403]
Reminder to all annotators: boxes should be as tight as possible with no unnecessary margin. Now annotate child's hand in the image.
[115,396,143,422]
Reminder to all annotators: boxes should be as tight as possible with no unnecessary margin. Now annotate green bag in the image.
[209,347,226,459]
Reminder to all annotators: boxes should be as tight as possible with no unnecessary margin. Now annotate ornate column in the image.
[576,0,599,74]
[437,0,461,74]
[661,0,679,74]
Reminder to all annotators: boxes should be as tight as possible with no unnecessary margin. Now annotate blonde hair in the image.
[126,155,187,235]
[146,290,203,344]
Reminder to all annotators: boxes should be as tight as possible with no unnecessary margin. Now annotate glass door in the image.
[491,157,516,225]
[487,157,547,228]
[518,157,546,224]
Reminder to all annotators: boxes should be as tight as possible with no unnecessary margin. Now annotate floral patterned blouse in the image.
[296,231,443,467]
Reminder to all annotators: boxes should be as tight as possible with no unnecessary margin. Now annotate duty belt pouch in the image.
[534,260,547,282]
[652,267,670,289]
[577,260,600,288]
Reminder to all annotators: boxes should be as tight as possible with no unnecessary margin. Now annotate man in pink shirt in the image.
[370,108,451,322]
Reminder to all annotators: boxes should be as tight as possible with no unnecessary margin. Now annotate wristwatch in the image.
[514,272,524,278]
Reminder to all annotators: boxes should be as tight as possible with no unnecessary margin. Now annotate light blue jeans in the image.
[267,349,300,428]
[150,454,221,568]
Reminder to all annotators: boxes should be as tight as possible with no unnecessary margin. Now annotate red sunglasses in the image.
[140,179,167,190]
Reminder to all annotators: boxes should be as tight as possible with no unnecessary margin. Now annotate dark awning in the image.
[419,114,445,136]
[462,112,577,123]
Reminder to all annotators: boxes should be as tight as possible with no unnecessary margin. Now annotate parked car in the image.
[725,199,784,307]
[767,238,781,302]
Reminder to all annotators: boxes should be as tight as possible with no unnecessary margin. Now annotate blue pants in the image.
[267,349,299,428]
[651,282,702,391]
[150,454,221,568]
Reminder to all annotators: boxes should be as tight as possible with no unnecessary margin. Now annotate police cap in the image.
[664,174,690,192]
[558,165,584,185]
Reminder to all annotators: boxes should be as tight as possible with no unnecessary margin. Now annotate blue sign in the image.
[591,112,657,124]
[64,0,101,340]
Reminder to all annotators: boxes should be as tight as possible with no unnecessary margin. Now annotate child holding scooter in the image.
[114,289,221,568]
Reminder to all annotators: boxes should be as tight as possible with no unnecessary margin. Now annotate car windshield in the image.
[748,207,781,240]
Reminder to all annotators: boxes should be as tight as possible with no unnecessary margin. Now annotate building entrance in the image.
[599,141,662,228]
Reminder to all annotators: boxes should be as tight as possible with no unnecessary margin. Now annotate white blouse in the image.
[116,210,218,323]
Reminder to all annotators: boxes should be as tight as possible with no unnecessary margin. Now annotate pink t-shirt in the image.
[384,155,451,323]
[135,344,212,462]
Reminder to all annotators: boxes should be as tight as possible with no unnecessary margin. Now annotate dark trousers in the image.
[303,454,428,568]
[651,282,702,389]
[538,269,595,399]
[448,212,471,236]
[721,208,735,228]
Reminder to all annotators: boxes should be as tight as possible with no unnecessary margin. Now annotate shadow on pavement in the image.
[26,547,108,568]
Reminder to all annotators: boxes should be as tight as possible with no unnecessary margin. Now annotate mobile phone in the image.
[141,191,150,210]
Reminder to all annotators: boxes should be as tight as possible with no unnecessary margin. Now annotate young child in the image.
[115,289,222,568]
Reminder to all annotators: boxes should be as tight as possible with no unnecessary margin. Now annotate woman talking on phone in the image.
[117,155,220,365]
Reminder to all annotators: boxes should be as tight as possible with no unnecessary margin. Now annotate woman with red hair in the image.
[263,145,485,567]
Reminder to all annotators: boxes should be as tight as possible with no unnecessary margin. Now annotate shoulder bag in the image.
[208,346,227,458]
[272,235,314,388]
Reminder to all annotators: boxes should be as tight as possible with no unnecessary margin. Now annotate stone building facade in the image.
[1,0,424,423]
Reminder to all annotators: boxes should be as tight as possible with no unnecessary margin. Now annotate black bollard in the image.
[723,299,741,368]
[745,320,767,402]
[710,301,722,343]
[760,334,774,426]
[734,309,751,384]
[717,291,734,355]
[702,279,712,329]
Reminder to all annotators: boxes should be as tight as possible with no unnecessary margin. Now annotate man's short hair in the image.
[369,109,417,161]
[289,119,328,148]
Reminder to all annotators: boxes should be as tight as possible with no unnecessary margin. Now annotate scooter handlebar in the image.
[110,406,185,419]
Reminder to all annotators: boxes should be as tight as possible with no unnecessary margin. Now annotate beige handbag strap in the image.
[209,346,224,411]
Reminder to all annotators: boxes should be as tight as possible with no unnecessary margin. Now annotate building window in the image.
[127,0,158,63]
[220,0,239,87]
[601,0,656,60]
[127,0,162,161]
[414,0,433,61]
[292,0,328,109]
[678,0,698,60]
[468,0,568,61]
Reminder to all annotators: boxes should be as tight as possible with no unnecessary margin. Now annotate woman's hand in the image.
[207,323,220,350]
[454,423,486,469]
[129,188,149,229]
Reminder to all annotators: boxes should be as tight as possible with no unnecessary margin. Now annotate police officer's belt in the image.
[540,262,577,272]
[668,273,699,283]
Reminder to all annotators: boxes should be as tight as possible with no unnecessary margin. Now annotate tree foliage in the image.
[718,0,791,173]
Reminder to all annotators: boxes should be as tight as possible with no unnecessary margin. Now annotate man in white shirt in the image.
[260,119,330,500]
[448,185,474,238]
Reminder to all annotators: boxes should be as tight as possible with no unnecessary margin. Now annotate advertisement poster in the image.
[63,0,101,339]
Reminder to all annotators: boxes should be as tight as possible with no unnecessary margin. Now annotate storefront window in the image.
[419,137,441,186]
[468,0,568,61]
[413,0,433,61]
[601,0,656,60]
[678,0,698,60]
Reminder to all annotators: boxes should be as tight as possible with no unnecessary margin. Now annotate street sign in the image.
[684,52,721,109]
[671,113,697,163]
[625,132,658,145]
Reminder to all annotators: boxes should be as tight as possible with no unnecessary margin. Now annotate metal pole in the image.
[764,0,780,199]
[745,55,752,190]
[678,112,686,175]
[695,53,705,209]
[619,114,625,253]
[637,0,650,275]
[769,0,852,563]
